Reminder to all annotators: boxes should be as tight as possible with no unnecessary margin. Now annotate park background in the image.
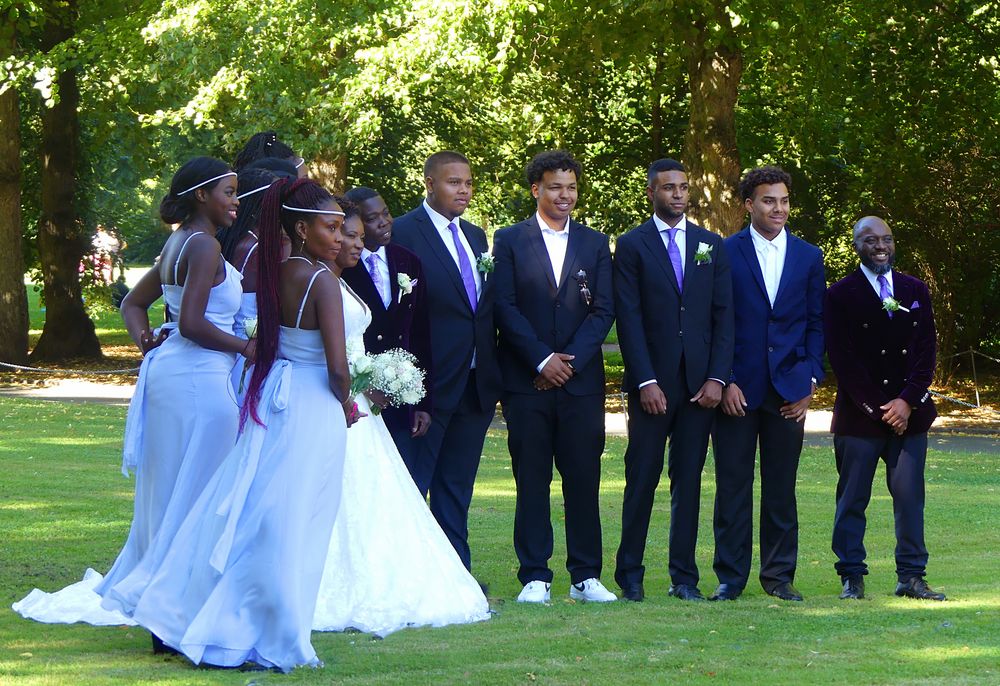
[1,2,1000,684]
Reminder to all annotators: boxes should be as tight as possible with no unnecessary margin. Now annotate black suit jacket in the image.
[614,218,734,397]
[392,204,501,412]
[493,216,614,396]
[825,268,937,437]
[342,243,434,430]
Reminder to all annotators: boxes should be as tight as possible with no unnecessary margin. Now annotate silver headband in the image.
[294,158,305,169]
[176,171,236,196]
[281,204,345,216]
[236,185,269,200]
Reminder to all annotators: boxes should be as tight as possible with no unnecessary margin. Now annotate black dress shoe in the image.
[766,582,803,602]
[709,584,742,601]
[668,584,705,601]
[839,576,865,600]
[895,577,946,601]
[621,582,644,602]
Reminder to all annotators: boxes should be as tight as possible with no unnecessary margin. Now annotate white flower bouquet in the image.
[369,349,426,413]
[347,338,376,397]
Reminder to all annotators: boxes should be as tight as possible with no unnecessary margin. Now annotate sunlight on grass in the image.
[899,645,1000,662]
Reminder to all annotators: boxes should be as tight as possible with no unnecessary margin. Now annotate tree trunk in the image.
[310,154,348,194]
[0,14,28,365]
[31,2,101,362]
[683,32,744,235]
[649,48,667,162]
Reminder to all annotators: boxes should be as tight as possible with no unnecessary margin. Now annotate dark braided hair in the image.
[245,156,299,180]
[217,167,277,264]
[233,131,299,172]
[159,156,232,225]
[241,178,336,428]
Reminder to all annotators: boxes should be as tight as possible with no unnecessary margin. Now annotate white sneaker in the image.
[517,580,551,603]
[570,578,617,602]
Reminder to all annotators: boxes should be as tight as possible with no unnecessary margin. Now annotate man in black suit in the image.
[340,186,433,466]
[494,150,616,603]
[613,158,734,602]
[392,151,503,572]
[825,216,944,601]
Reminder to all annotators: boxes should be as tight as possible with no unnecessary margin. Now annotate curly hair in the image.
[738,166,792,201]
[525,150,582,187]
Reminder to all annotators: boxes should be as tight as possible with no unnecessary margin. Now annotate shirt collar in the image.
[860,262,893,288]
[361,246,386,263]
[422,199,460,233]
[749,224,786,250]
[536,211,570,235]
[653,213,687,234]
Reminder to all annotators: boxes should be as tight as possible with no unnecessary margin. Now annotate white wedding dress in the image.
[311,283,491,637]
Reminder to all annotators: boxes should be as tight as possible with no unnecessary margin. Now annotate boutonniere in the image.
[397,273,417,304]
[694,242,713,265]
[575,269,593,307]
[882,296,910,313]
[476,252,495,274]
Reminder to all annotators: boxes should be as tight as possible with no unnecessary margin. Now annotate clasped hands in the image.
[533,353,575,391]
[720,382,815,422]
[639,379,723,415]
[880,398,911,435]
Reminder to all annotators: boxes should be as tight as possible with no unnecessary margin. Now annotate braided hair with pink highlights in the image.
[240,178,336,428]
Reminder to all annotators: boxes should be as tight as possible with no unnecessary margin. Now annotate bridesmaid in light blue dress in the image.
[115,178,358,673]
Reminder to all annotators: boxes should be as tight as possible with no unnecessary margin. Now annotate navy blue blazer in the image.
[492,215,614,396]
[614,218,734,396]
[824,268,936,437]
[724,227,825,409]
[392,204,502,412]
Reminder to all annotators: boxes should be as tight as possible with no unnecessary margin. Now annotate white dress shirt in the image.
[653,213,687,274]
[535,212,572,372]
[749,224,787,307]
[423,199,482,299]
[859,263,894,299]
[361,246,391,309]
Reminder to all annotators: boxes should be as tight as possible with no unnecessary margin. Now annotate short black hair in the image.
[647,158,685,186]
[738,165,792,201]
[525,150,582,187]
[424,151,470,178]
[344,186,380,204]
[246,156,299,180]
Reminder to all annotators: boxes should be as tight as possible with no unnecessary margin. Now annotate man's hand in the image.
[411,410,432,437]
[538,353,575,388]
[721,383,747,417]
[639,383,667,415]
[139,328,169,356]
[365,388,390,411]
[880,398,911,435]
[690,379,724,409]
[780,386,814,422]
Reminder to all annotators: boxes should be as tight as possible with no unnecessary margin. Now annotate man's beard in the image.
[861,253,894,275]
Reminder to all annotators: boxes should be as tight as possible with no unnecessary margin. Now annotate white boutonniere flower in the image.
[881,296,910,313]
[397,273,416,304]
[476,252,495,274]
[694,242,713,265]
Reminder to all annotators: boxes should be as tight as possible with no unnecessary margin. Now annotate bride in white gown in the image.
[311,203,491,637]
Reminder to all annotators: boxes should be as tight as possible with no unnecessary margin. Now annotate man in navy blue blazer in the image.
[711,166,825,602]
[494,150,617,604]
[613,159,734,602]
[392,151,503,573]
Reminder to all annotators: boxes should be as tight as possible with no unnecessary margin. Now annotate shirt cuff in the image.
[537,353,555,373]
[638,379,657,388]
[708,377,726,386]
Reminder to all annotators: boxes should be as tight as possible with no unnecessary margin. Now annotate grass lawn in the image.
[1,398,998,684]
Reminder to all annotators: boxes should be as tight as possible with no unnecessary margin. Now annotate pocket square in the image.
[910,301,920,309]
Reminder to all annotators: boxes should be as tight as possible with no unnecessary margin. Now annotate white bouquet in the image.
[347,338,376,397]
[238,316,259,393]
[369,349,426,413]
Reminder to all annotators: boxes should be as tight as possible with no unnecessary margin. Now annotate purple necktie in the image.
[666,227,683,293]
[448,222,478,312]
[878,274,892,318]
[367,254,387,307]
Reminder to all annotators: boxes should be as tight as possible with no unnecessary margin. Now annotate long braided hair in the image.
[233,131,299,172]
[217,167,276,264]
[240,178,335,428]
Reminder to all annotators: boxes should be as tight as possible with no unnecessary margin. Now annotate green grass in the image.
[1,397,999,684]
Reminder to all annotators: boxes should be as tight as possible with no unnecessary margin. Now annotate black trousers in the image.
[404,370,495,571]
[615,385,715,588]
[503,388,605,585]
[712,385,804,591]
[832,433,929,581]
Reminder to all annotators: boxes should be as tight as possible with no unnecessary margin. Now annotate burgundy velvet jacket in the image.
[824,268,936,437]
[342,243,433,433]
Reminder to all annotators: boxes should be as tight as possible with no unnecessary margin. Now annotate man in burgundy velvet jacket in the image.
[341,187,434,467]
[824,215,945,602]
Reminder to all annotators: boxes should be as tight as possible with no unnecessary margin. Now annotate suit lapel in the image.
[415,208,473,311]
[681,224,699,294]
[385,247,400,310]
[352,259,385,312]
[557,220,582,294]
[736,228,769,304]
[525,216,558,292]
[772,231,797,306]
[639,220,681,296]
